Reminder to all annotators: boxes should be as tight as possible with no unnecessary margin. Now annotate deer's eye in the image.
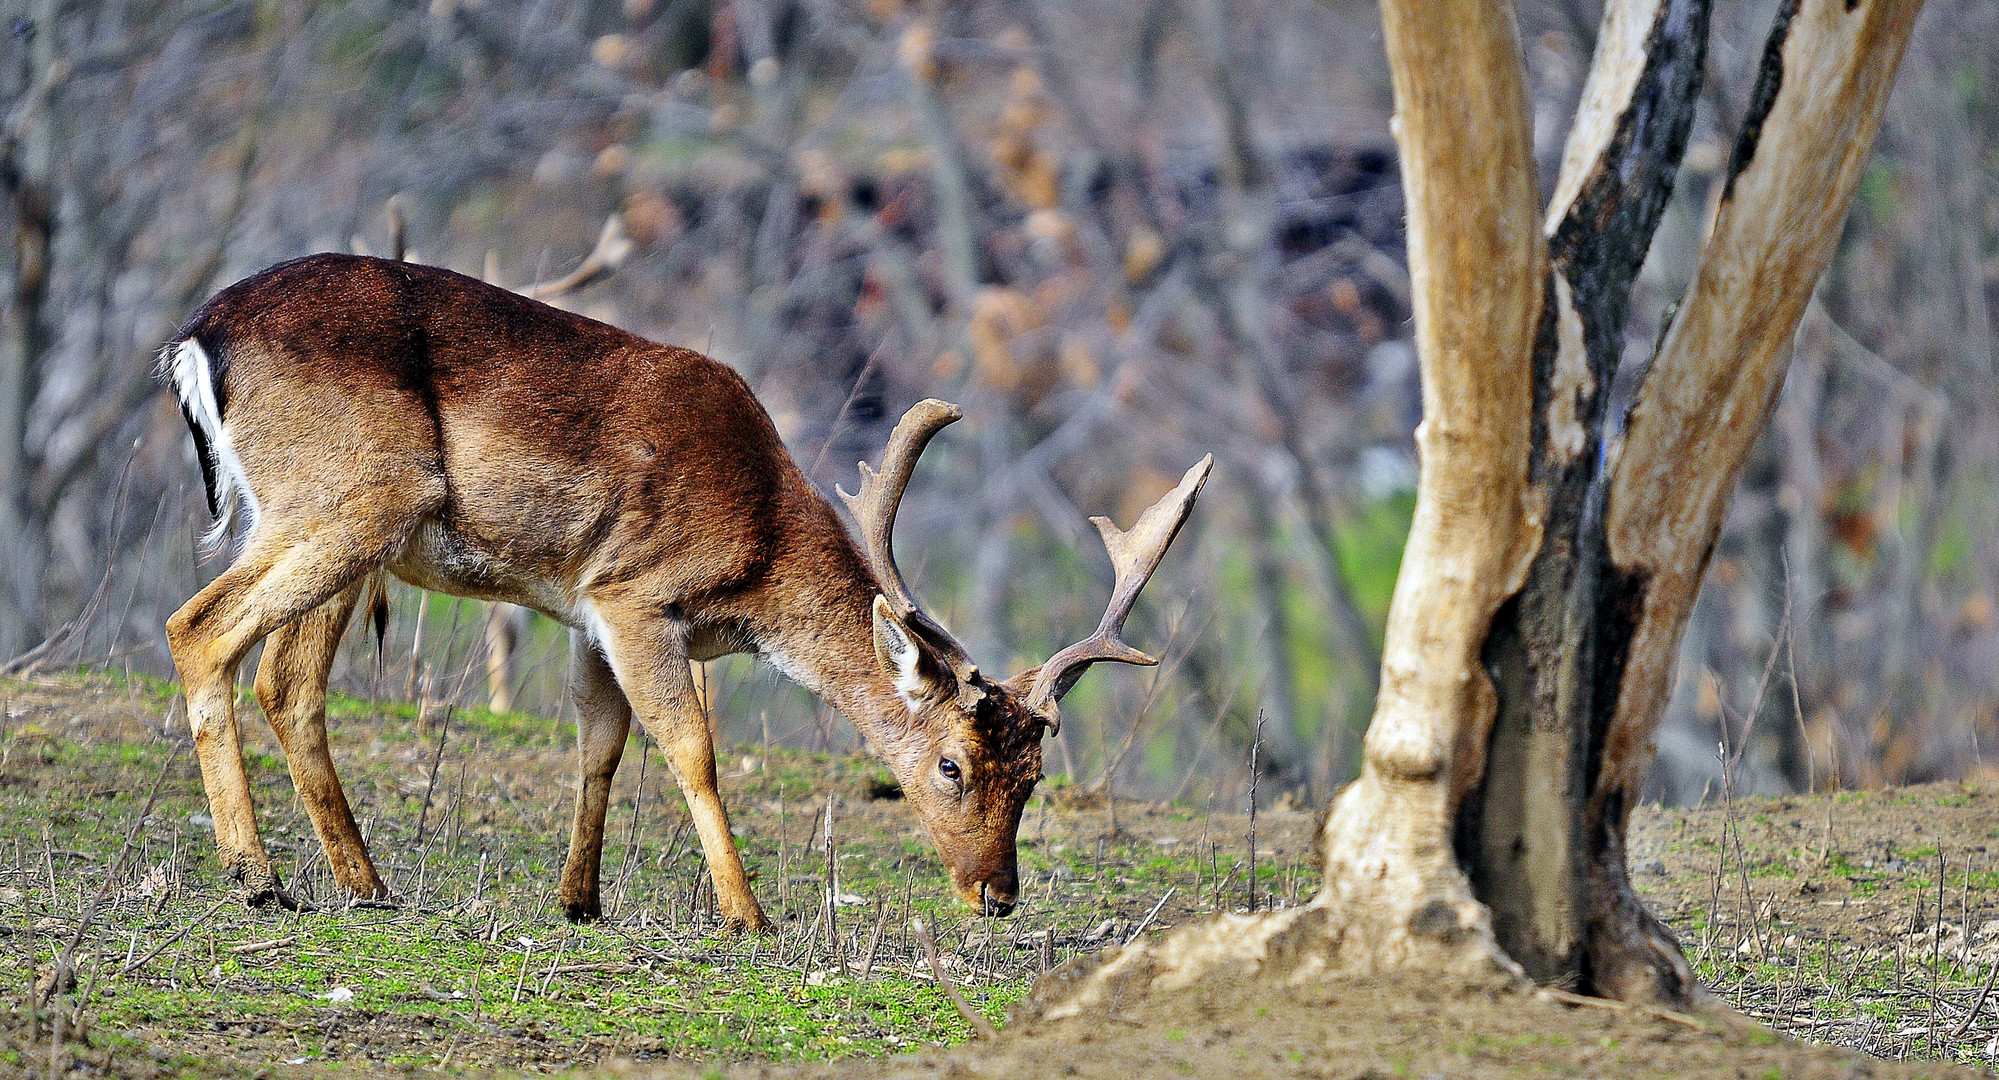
[938,758,962,783]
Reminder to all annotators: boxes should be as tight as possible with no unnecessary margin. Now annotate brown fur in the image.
[164,254,1064,924]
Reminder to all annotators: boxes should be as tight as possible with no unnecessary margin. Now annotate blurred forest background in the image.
[1,0,1995,811]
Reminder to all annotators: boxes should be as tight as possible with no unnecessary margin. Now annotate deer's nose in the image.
[979,882,1017,918]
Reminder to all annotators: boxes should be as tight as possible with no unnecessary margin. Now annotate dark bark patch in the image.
[1722,0,1801,204]
[1523,279,1561,481]
[1551,0,1710,378]
[1409,900,1470,944]
[1455,0,1710,967]
[1583,565,1651,795]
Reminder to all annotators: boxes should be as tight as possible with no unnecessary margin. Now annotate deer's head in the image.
[840,400,1210,916]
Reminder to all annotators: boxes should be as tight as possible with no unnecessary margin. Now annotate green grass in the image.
[12,674,1996,1076]
[0,673,1325,1075]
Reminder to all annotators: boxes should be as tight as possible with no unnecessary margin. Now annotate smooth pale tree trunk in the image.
[1035,0,1922,1014]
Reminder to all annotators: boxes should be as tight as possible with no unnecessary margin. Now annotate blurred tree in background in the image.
[1,0,1993,810]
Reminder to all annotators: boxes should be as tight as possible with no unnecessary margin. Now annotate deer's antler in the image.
[839,399,985,706]
[364,196,630,303]
[1024,455,1213,722]
[524,215,634,300]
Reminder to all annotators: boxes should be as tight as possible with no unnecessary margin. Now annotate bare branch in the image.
[897,22,981,308]
[1602,0,1925,801]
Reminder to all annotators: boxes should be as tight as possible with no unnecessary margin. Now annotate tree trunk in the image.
[1459,0,1712,992]
[1032,0,1923,1019]
[1582,0,1920,1000]
[0,0,58,653]
[1777,310,1832,783]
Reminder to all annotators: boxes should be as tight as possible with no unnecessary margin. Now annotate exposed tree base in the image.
[1030,779,1700,1019]
[1027,905,1507,1026]
[1033,778,1512,1019]
[1584,844,1698,1004]
[1026,897,1701,1030]
[957,955,1966,1080]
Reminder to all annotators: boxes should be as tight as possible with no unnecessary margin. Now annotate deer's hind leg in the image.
[255,581,388,902]
[167,520,411,907]
[560,630,633,922]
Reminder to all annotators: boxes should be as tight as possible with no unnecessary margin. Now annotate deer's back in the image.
[180,254,800,615]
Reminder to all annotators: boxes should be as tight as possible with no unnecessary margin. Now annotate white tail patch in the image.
[161,338,259,554]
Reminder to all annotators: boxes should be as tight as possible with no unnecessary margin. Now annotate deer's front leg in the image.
[561,630,633,922]
[586,605,771,932]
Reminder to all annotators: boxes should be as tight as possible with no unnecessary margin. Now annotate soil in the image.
[665,967,1966,1080]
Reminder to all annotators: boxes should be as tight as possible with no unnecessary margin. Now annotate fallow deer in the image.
[161,252,1210,929]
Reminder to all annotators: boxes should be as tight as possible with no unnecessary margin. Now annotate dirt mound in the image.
[638,963,1981,1080]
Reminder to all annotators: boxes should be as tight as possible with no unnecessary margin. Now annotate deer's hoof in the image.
[721,911,776,935]
[230,863,302,911]
[235,880,316,912]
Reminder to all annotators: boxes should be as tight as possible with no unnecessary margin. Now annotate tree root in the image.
[1027,777,1523,1021]
[1024,897,1522,1025]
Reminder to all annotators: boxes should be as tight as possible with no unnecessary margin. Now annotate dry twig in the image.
[913,916,997,1041]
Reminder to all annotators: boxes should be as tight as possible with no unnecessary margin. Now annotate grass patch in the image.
[0,673,1326,1075]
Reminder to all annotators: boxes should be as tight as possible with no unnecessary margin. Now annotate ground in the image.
[0,673,1993,1079]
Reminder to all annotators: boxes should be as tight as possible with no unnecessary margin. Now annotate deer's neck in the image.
[755,498,920,753]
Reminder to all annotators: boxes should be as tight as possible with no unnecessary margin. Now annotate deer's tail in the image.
[159,336,259,554]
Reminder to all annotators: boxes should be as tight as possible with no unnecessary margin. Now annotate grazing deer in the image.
[160,252,1210,928]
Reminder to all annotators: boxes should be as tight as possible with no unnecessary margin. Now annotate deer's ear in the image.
[872,596,950,709]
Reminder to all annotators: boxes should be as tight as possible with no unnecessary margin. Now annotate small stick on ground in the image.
[824,793,840,971]
[229,936,296,955]
[1123,887,1176,946]
[610,731,651,916]
[1951,953,1999,1039]
[411,704,453,846]
[537,934,570,997]
[47,985,62,1080]
[1929,843,1945,1054]
[511,938,535,1003]
[18,892,36,1040]
[1247,711,1263,912]
[913,917,996,1041]
[1536,987,1707,1031]
[120,896,230,976]
[858,899,887,980]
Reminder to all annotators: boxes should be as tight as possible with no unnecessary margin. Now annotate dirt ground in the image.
[659,967,1974,1080]
[1629,784,1999,1056]
[3,674,1996,1079]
